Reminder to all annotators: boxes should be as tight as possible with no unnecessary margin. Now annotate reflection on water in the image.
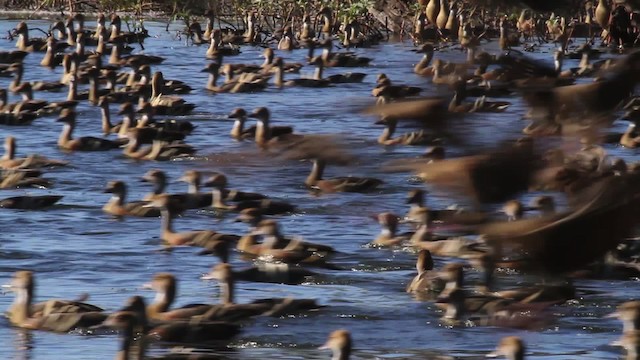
[0,18,637,360]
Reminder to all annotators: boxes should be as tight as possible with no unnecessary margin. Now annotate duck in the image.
[12,22,60,52]
[487,336,526,359]
[39,36,65,69]
[10,82,48,113]
[148,72,195,115]
[210,263,322,317]
[611,331,640,360]
[319,329,352,360]
[255,219,335,255]
[203,173,267,202]
[206,176,294,215]
[0,169,52,189]
[0,111,37,126]
[277,25,298,51]
[109,15,149,43]
[102,296,241,347]
[320,39,372,67]
[372,212,409,247]
[206,29,241,58]
[375,116,439,146]
[261,47,302,73]
[406,250,446,293]
[220,64,270,93]
[314,56,366,84]
[304,158,383,193]
[273,56,331,88]
[201,62,236,93]
[8,62,65,92]
[142,273,212,321]
[123,131,196,161]
[102,180,160,218]
[131,102,189,143]
[145,194,238,252]
[247,106,303,147]
[57,109,121,151]
[0,195,63,209]
[0,50,28,64]
[140,169,215,210]
[201,262,316,285]
[228,108,293,141]
[108,38,164,67]
[413,44,437,76]
[372,74,421,99]
[1,136,68,170]
[4,270,106,332]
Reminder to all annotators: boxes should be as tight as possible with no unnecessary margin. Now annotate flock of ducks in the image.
[4,1,640,358]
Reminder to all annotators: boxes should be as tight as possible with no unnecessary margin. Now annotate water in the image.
[0,19,637,359]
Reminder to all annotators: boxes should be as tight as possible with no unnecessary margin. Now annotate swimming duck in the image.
[201,62,236,93]
[320,39,371,67]
[304,158,382,193]
[277,25,298,51]
[142,273,212,321]
[109,15,148,43]
[140,169,214,211]
[0,195,63,209]
[248,106,302,147]
[314,55,366,84]
[261,47,302,73]
[10,82,49,113]
[0,50,28,64]
[0,136,69,169]
[375,116,438,146]
[201,262,316,285]
[413,44,436,77]
[273,56,331,88]
[12,22,61,52]
[487,336,526,359]
[372,75,421,99]
[145,194,238,252]
[206,176,294,215]
[206,29,241,58]
[103,180,160,218]
[103,296,241,346]
[220,64,270,93]
[203,173,267,202]
[229,108,292,141]
[406,250,446,294]
[148,72,195,115]
[319,329,352,360]
[4,270,106,332]
[256,219,335,255]
[57,109,121,151]
[39,37,65,69]
[131,102,189,143]
[372,212,409,247]
[0,170,52,189]
[123,132,195,161]
[9,62,65,92]
[210,263,322,317]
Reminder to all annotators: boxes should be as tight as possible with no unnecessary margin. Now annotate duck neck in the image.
[443,300,464,320]
[255,119,271,144]
[187,180,199,194]
[274,66,284,88]
[17,32,28,50]
[416,52,434,71]
[211,188,229,208]
[160,208,174,235]
[3,142,15,160]
[100,105,112,135]
[314,60,324,80]
[151,286,175,314]
[332,346,350,360]
[96,34,106,54]
[109,190,126,207]
[116,321,146,360]
[306,159,326,186]
[65,23,77,46]
[21,89,33,101]
[219,276,235,304]
[118,115,135,138]
[207,72,219,89]
[230,117,246,138]
[89,76,99,105]
[67,80,77,101]
[378,122,396,143]
[379,224,397,239]
[11,286,33,323]
[11,69,23,90]
[58,123,73,146]
[109,43,120,65]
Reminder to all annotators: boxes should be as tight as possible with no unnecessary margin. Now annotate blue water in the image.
[0,18,637,359]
